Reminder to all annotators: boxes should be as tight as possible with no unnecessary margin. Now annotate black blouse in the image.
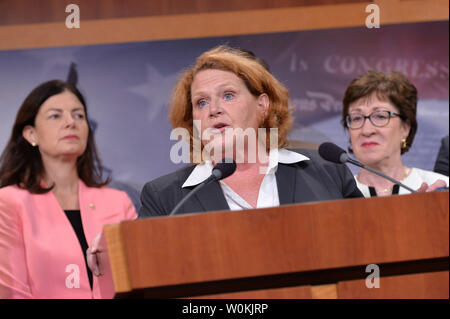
[368,184,400,197]
[64,210,93,290]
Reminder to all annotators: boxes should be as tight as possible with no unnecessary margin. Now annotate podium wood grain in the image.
[98,192,448,298]
[338,271,449,299]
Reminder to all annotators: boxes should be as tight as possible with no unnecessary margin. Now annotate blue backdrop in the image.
[0,21,448,208]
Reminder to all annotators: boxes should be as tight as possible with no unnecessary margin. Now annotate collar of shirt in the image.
[182,148,310,188]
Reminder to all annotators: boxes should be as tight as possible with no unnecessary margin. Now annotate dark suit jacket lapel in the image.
[279,159,334,204]
[193,180,230,212]
[276,163,297,205]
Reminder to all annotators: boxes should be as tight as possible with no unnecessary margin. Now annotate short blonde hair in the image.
[169,45,293,162]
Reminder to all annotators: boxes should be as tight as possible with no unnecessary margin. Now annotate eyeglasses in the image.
[345,110,403,129]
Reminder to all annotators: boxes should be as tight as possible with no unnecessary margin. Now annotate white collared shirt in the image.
[354,167,449,198]
[182,149,309,210]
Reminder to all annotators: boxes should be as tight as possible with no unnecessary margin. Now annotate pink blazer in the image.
[0,180,137,299]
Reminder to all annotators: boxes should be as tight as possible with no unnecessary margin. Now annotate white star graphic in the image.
[128,63,178,121]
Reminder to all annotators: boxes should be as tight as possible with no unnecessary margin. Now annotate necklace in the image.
[377,187,393,193]
[358,167,411,194]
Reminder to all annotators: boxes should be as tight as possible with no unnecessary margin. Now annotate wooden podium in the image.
[97,192,449,299]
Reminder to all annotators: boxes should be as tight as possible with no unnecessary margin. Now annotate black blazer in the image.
[434,135,449,177]
[139,149,363,218]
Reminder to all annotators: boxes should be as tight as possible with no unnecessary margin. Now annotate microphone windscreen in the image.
[318,142,347,164]
[212,158,237,180]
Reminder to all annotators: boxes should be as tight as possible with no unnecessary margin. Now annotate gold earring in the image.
[401,139,407,150]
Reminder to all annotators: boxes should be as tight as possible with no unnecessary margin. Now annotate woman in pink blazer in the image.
[0,80,137,298]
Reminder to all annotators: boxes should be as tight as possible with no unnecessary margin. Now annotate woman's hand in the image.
[86,233,103,276]
[417,180,448,193]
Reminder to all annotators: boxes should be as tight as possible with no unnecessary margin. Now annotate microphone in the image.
[168,158,237,216]
[210,158,237,181]
[318,142,416,193]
